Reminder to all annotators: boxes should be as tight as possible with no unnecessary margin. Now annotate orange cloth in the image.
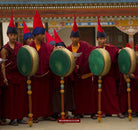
[34,40,40,51]
[72,43,80,53]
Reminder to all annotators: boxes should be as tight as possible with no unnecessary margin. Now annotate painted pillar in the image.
[2,22,9,45]
[116,26,138,49]
[128,34,134,49]
[95,26,98,46]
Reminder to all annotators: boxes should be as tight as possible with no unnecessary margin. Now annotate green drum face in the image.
[49,48,75,77]
[17,45,39,76]
[89,49,104,76]
[118,47,136,75]
[89,48,111,76]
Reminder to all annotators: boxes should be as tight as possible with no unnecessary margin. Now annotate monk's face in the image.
[35,34,45,42]
[55,46,64,49]
[26,37,33,45]
[7,33,17,43]
[70,37,80,45]
[97,37,106,46]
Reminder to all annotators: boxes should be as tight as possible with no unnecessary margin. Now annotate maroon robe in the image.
[0,67,4,118]
[120,65,138,113]
[119,73,128,113]
[67,41,96,115]
[0,85,5,120]
[0,53,3,118]
[2,42,27,120]
[132,65,138,112]
[93,43,121,114]
[0,96,2,119]
[0,99,1,118]
[52,74,75,114]
[0,79,2,118]
[52,75,61,113]
[0,54,2,118]
[29,41,54,119]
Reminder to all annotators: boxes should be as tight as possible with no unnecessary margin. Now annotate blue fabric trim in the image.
[7,26,17,34]
[97,31,106,38]
[24,32,33,41]
[49,41,55,46]
[70,30,80,37]
[55,42,66,48]
[32,27,45,35]
[0,0,137,4]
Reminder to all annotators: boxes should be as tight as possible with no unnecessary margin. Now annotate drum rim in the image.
[98,48,111,76]
[118,47,136,75]
[124,47,136,75]
[89,49,104,76]
[23,45,39,77]
[89,48,111,76]
[50,47,75,77]
[17,46,32,76]
[63,48,75,77]
[17,45,39,77]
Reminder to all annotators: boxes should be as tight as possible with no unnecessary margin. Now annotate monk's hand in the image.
[123,74,127,80]
[76,65,79,69]
[4,78,8,86]
[118,49,121,53]
[130,74,135,79]
[74,57,77,61]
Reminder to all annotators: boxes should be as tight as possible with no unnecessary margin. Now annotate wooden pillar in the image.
[2,22,9,45]
[45,22,48,32]
[0,22,3,48]
[128,34,134,49]
[15,22,18,41]
[95,26,98,46]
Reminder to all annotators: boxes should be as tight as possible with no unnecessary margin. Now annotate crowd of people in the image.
[0,9,138,126]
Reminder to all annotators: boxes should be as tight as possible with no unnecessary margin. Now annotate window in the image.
[103,27,128,48]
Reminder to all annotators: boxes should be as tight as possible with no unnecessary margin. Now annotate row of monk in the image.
[0,9,138,126]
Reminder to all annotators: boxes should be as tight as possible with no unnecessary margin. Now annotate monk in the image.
[52,29,75,119]
[23,21,33,45]
[93,17,124,118]
[1,9,27,126]
[67,16,96,119]
[0,57,5,125]
[119,44,138,116]
[118,43,132,115]
[29,11,55,122]
[131,65,138,114]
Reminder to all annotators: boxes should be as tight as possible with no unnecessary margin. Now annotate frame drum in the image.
[89,48,111,76]
[49,47,75,77]
[17,45,39,76]
[118,47,136,75]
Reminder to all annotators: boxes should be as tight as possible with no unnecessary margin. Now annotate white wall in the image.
[2,22,9,45]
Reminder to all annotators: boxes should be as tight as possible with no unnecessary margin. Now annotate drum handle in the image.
[126,76,132,121]
[33,71,49,78]
[60,77,65,119]
[81,72,93,79]
[97,76,102,123]
[27,76,33,127]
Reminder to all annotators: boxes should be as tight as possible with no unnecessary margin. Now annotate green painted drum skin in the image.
[89,48,111,76]
[17,45,39,76]
[49,47,75,77]
[118,47,136,75]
